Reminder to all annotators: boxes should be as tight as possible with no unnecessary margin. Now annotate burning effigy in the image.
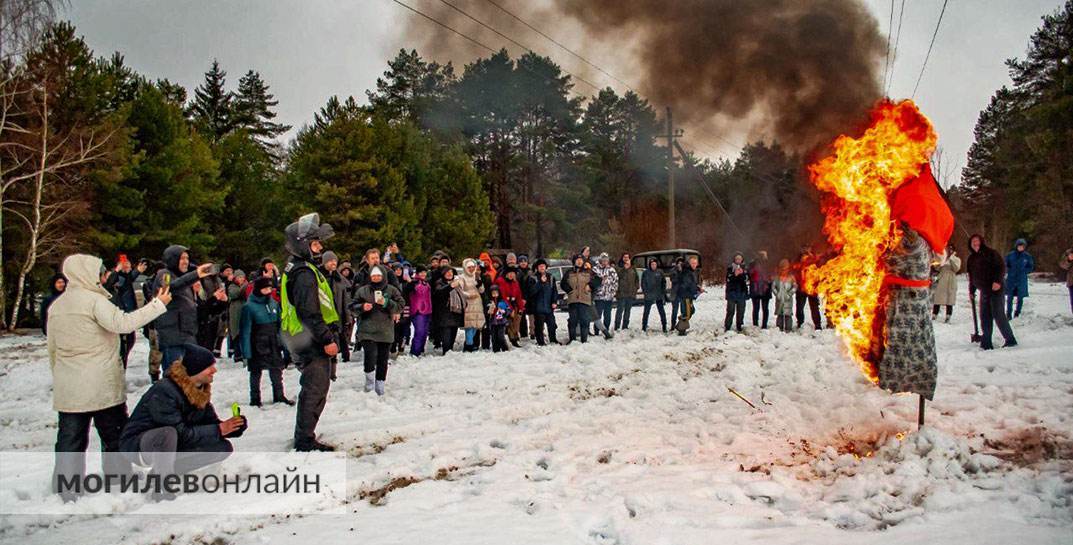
[805,100,953,405]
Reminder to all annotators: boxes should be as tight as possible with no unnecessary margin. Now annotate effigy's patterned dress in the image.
[879,227,938,400]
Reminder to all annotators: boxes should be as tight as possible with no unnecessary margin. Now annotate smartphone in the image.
[162,272,171,287]
[374,289,383,304]
[231,402,241,418]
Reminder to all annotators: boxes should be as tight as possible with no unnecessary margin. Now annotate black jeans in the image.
[53,403,130,496]
[567,303,590,343]
[294,356,332,444]
[751,296,770,328]
[441,327,458,355]
[362,340,391,381]
[614,297,633,329]
[249,366,285,404]
[642,300,667,331]
[491,324,509,352]
[795,293,822,329]
[534,313,558,345]
[119,332,135,369]
[979,289,1016,349]
[932,304,953,317]
[725,298,746,331]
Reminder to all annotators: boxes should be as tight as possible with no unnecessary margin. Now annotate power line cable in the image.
[885,0,907,95]
[432,0,604,92]
[883,0,895,94]
[388,0,602,93]
[912,0,949,99]
[479,0,636,91]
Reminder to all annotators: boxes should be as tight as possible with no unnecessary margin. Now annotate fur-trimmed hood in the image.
[167,361,212,409]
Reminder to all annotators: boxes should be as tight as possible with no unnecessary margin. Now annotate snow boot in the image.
[364,372,375,393]
[274,396,295,406]
[511,339,521,348]
[374,380,386,397]
[295,439,336,452]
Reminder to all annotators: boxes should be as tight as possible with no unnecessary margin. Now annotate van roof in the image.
[633,249,700,257]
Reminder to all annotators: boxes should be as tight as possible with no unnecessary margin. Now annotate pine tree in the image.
[187,59,234,142]
[233,70,290,146]
[367,49,456,127]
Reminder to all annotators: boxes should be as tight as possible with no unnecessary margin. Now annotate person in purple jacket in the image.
[403,265,433,356]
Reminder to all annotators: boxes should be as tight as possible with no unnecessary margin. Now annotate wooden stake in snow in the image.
[727,387,758,411]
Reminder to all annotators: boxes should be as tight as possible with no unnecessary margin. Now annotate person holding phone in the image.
[152,245,219,372]
[120,344,244,501]
[48,254,172,502]
[352,266,404,396]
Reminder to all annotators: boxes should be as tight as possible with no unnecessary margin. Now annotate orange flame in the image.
[805,100,937,382]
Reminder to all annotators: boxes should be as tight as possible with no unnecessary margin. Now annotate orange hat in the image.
[890,164,954,253]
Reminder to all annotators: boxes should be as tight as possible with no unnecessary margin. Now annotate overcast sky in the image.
[65,0,1064,185]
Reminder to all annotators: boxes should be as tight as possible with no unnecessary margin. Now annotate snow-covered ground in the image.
[1,278,1070,545]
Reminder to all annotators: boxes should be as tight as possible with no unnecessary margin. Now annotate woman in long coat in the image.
[930,246,961,322]
[455,258,486,351]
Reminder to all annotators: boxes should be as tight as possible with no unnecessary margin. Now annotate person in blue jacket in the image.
[240,276,293,407]
[1004,238,1035,318]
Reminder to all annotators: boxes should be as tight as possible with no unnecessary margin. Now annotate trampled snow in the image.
[0,278,1070,544]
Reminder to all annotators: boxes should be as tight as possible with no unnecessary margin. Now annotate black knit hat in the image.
[180,343,216,376]
[533,258,547,268]
[254,276,273,291]
[415,264,428,274]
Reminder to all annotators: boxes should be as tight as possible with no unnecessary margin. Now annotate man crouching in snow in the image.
[49,254,172,502]
[120,343,246,499]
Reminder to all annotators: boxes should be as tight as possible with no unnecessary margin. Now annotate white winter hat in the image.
[369,266,384,279]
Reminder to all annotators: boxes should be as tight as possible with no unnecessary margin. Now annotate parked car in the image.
[631,249,702,301]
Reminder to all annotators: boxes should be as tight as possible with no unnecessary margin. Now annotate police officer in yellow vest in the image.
[280,213,340,452]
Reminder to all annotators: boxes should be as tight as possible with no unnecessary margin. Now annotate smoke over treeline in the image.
[403,0,886,153]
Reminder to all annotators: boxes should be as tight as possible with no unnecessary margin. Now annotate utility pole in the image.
[664,107,683,248]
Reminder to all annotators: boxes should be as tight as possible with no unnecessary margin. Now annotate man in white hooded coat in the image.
[48,254,171,500]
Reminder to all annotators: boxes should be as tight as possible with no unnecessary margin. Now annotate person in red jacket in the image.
[494,267,526,348]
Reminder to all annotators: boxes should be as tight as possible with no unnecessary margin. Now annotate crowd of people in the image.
[40,211,1070,498]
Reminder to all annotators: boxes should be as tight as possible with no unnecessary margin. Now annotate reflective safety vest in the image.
[280,261,339,336]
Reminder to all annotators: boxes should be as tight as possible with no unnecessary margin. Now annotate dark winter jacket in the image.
[641,267,665,303]
[725,263,749,301]
[325,268,352,324]
[433,276,463,328]
[239,293,284,371]
[516,267,533,313]
[616,265,639,300]
[152,245,203,347]
[966,235,1005,295]
[352,280,405,343]
[677,266,701,300]
[41,273,66,335]
[1004,241,1035,297]
[105,269,139,312]
[120,362,233,453]
[195,277,229,348]
[283,257,337,362]
[528,272,559,315]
